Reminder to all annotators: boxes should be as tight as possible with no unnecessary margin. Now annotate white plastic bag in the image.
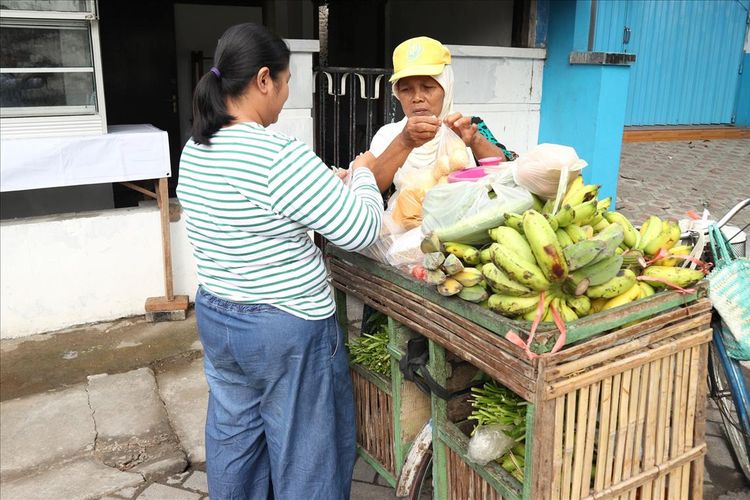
[511,143,587,202]
[385,226,426,269]
[467,424,515,466]
[421,181,491,234]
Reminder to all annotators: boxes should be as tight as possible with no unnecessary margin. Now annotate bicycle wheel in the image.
[708,333,750,483]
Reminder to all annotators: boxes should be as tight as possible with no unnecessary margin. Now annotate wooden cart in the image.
[329,247,712,500]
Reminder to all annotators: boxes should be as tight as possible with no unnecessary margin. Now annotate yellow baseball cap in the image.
[389,36,451,83]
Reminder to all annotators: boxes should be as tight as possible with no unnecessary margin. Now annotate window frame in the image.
[0,1,107,138]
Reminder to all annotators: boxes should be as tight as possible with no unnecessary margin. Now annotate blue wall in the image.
[736,53,750,126]
[538,0,632,205]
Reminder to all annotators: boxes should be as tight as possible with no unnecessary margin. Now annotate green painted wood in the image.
[328,247,707,354]
[357,446,397,487]
[390,317,407,476]
[437,422,523,500]
[429,340,449,500]
[522,403,536,500]
[351,363,392,395]
[334,287,348,333]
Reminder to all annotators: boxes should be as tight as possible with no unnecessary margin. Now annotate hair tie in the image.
[210,67,221,79]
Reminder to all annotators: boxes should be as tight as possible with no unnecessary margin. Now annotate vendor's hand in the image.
[444,112,478,146]
[399,115,440,149]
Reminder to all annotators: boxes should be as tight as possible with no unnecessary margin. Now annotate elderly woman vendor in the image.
[370,36,512,194]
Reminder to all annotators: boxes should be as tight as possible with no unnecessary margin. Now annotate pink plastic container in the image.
[447,167,487,183]
[478,156,504,167]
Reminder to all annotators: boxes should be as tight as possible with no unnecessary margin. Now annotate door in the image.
[595,0,749,126]
[98,0,182,198]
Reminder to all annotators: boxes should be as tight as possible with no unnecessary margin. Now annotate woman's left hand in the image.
[444,112,478,146]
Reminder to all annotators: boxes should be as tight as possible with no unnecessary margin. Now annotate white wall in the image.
[0,206,198,339]
[448,45,546,154]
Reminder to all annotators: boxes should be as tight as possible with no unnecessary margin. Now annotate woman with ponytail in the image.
[177,23,382,499]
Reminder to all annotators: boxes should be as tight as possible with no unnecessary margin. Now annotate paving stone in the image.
[166,470,190,485]
[132,451,188,481]
[137,483,201,500]
[0,384,95,475]
[350,480,397,499]
[114,485,140,498]
[183,470,208,493]
[352,457,378,483]
[0,457,143,500]
[156,357,208,464]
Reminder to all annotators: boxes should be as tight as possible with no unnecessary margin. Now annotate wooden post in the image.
[429,339,449,499]
[144,177,188,320]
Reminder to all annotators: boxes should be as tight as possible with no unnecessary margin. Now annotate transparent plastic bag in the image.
[421,181,490,234]
[511,143,587,201]
[433,125,471,180]
[467,424,515,466]
[385,226,426,269]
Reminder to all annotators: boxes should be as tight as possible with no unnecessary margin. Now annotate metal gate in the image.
[593,0,749,125]
[313,67,403,167]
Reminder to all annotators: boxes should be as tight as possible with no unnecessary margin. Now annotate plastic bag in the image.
[388,167,437,231]
[467,424,515,466]
[511,143,587,201]
[385,226,426,269]
[433,125,472,180]
[421,181,490,234]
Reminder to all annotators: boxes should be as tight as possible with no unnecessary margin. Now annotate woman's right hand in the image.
[398,115,440,149]
[351,151,376,172]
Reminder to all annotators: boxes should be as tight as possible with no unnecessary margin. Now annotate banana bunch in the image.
[416,174,704,326]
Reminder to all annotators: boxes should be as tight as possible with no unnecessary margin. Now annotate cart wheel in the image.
[708,335,750,483]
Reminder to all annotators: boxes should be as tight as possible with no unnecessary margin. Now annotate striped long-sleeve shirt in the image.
[176,122,383,320]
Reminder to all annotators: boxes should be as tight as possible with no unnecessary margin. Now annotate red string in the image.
[505,290,567,360]
[636,275,696,294]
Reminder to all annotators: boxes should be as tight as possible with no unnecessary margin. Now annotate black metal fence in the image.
[313,67,403,168]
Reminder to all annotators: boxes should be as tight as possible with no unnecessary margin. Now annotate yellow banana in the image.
[444,242,481,265]
[638,282,656,298]
[561,175,584,205]
[571,199,598,226]
[604,211,640,248]
[585,269,637,299]
[523,210,568,282]
[490,242,550,291]
[582,225,595,239]
[557,298,579,322]
[521,291,557,321]
[487,229,535,263]
[482,262,533,296]
[590,297,608,313]
[556,228,574,248]
[602,282,642,310]
[437,278,463,296]
[479,245,494,264]
[544,213,559,231]
[488,293,541,316]
[452,268,484,287]
[564,224,588,244]
[642,218,675,256]
[636,216,663,252]
[566,294,591,316]
[503,213,525,233]
[592,218,611,232]
[653,244,692,266]
[597,197,612,212]
[563,180,599,207]
[640,266,705,289]
[553,204,576,228]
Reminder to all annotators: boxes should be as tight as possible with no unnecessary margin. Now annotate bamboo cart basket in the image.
[328,246,713,500]
[348,312,480,486]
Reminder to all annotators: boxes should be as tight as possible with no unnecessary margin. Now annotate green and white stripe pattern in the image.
[177,122,383,320]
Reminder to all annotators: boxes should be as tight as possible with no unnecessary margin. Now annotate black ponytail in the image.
[191,23,291,145]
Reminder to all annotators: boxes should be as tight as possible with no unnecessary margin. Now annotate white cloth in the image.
[0,124,171,192]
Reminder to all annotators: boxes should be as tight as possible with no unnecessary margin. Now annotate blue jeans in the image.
[195,287,356,500]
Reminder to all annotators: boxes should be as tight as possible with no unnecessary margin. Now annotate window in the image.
[0,0,106,138]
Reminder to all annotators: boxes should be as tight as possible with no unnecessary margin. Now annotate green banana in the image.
[442,253,465,275]
[425,269,447,285]
[503,212,525,233]
[564,224,589,244]
[423,252,445,271]
[458,285,489,303]
[563,240,608,271]
[452,268,484,287]
[479,245,494,264]
[592,218,610,232]
[585,269,637,299]
[487,228,536,264]
[482,262,534,296]
[490,242,550,291]
[541,198,555,214]
[437,278,463,296]
[557,298,579,322]
[636,216,663,252]
[653,244,691,266]
[444,242,481,265]
[604,211,639,248]
[571,199,598,225]
[420,233,442,254]
[640,266,705,289]
[543,213,559,231]
[591,223,625,261]
[523,210,568,282]
[566,295,591,316]
[553,204,576,228]
[564,255,623,295]
[531,194,545,212]
[522,291,557,321]
[556,228,575,248]
[638,282,656,297]
[488,293,541,316]
[597,197,612,212]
